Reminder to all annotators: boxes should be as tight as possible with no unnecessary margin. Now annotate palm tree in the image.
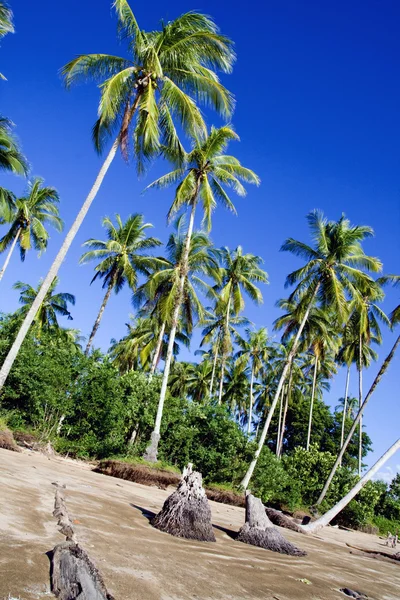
[186,360,214,402]
[0,3,14,79]
[0,1,235,390]
[0,118,28,174]
[216,246,268,404]
[223,357,251,423]
[12,277,75,334]
[241,210,382,489]
[80,213,162,354]
[144,126,259,461]
[316,274,400,505]
[236,327,270,435]
[0,178,62,281]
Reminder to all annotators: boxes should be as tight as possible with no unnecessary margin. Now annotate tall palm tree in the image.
[80,213,162,354]
[0,118,28,174]
[0,178,62,281]
[0,2,13,38]
[236,327,270,435]
[144,126,259,461]
[186,360,214,403]
[216,246,268,404]
[317,274,400,504]
[223,357,250,423]
[0,1,235,390]
[12,277,75,334]
[241,210,382,489]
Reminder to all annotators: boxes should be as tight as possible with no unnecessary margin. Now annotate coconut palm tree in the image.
[0,1,13,38]
[12,277,75,334]
[0,118,28,174]
[144,126,259,461]
[241,210,382,489]
[0,178,62,281]
[80,213,162,355]
[0,2,235,390]
[215,246,268,404]
[186,360,214,402]
[235,327,270,435]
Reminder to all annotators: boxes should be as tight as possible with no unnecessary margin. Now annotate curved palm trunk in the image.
[276,386,283,456]
[278,364,293,458]
[85,279,114,356]
[0,137,120,390]
[358,334,363,476]
[305,438,400,533]
[0,227,20,282]
[150,321,165,375]
[240,283,320,490]
[339,365,350,466]
[316,333,400,505]
[218,297,231,405]
[247,365,254,435]
[209,339,219,397]
[306,356,318,451]
[143,200,198,462]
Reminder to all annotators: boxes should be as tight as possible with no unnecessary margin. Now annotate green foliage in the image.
[372,515,400,536]
[335,481,386,529]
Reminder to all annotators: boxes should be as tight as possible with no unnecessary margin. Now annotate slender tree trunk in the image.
[306,356,318,451]
[240,283,320,490]
[358,334,363,476]
[247,365,254,435]
[339,365,350,466]
[278,371,292,458]
[0,137,120,390]
[316,333,400,505]
[209,339,219,397]
[0,227,20,282]
[143,199,198,462]
[150,321,165,375]
[305,438,400,532]
[84,279,114,356]
[218,296,231,405]
[276,386,283,456]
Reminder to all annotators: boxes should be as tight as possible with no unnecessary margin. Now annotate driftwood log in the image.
[237,494,306,556]
[265,507,308,535]
[151,464,216,542]
[50,484,114,600]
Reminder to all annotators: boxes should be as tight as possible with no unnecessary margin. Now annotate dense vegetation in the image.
[0,0,399,535]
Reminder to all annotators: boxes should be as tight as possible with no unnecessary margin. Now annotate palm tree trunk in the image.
[247,365,254,435]
[84,279,114,356]
[305,437,400,533]
[143,199,198,462]
[0,227,20,282]
[0,136,120,390]
[278,361,293,458]
[316,333,400,505]
[358,334,363,476]
[209,339,219,397]
[240,282,320,490]
[276,386,283,456]
[218,296,231,405]
[150,321,165,375]
[306,356,318,451]
[339,365,350,466]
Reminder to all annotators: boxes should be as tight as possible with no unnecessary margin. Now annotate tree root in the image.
[265,507,308,535]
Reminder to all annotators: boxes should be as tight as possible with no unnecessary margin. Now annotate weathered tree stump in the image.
[50,485,114,600]
[151,464,216,542]
[265,507,308,535]
[237,493,306,556]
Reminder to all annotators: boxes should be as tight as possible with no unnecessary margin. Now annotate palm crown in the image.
[62,1,235,171]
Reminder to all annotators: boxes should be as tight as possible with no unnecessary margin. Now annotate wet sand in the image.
[0,448,399,600]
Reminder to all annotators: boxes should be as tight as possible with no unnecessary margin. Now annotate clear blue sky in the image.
[0,0,399,478]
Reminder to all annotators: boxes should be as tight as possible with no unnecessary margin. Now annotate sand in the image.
[0,448,399,600]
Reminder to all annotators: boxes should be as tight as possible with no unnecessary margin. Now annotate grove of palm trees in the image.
[0,1,399,598]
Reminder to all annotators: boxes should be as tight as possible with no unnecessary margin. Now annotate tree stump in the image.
[265,507,308,535]
[151,464,216,542]
[237,494,306,556]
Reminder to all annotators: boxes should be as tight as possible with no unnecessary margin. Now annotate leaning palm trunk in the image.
[306,356,318,451]
[0,137,120,390]
[339,365,350,466]
[0,227,20,282]
[276,387,283,456]
[240,283,320,489]
[150,321,166,376]
[217,356,226,405]
[85,278,114,355]
[305,437,400,533]
[316,333,400,505]
[209,339,219,397]
[218,296,231,405]
[358,334,363,476]
[247,366,254,435]
[144,201,197,462]
[278,376,291,458]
